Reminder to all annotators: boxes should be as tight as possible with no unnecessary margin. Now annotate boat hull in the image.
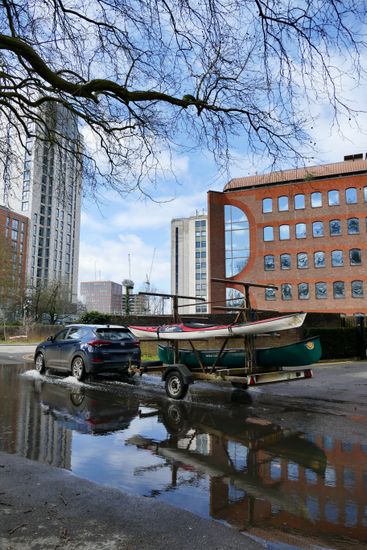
[157,336,322,368]
[129,312,307,340]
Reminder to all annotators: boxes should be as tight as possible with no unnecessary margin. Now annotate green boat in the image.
[157,336,321,369]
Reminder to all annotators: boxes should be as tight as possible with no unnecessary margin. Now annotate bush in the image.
[78,311,112,324]
[304,327,361,360]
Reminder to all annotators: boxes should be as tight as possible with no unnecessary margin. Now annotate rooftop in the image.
[224,156,367,192]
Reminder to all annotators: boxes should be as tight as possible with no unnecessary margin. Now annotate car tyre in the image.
[35,352,46,374]
[71,356,86,381]
[165,370,188,400]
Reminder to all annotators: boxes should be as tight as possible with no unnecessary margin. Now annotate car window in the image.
[53,329,69,342]
[96,329,133,341]
[66,327,87,340]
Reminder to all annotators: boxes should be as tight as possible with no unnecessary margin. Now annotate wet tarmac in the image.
[1,361,367,548]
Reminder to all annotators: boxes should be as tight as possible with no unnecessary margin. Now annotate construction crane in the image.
[145,248,156,292]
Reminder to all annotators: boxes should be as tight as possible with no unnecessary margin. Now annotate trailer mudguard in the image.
[161,364,194,386]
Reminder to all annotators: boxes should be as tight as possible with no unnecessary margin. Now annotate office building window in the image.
[329,219,341,236]
[364,187,367,202]
[294,194,305,209]
[312,221,324,237]
[281,284,292,300]
[296,223,306,239]
[350,248,361,265]
[311,192,322,207]
[265,287,276,300]
[345,187,357,204]
[347,218,359,234]
[262,198,273,213]
[314,251,325,268]
[297,252,308,269]
[352,280,363,298]
[333,281,345,298]
[264,255,275,270]
[263,226,274,241]
[279,224,290,240]
[298,283,309,299]
[225,205,250,277]
[328,190,340,206]
[280,253,291,270]
[315,282,327,299]
[278,196,289,211]
[332,250,343,267]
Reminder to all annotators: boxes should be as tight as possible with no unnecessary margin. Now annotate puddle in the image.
[0,364,367,548]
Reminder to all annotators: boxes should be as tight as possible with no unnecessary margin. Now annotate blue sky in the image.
[78,80,367,296]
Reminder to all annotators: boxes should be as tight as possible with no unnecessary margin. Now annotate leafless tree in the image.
[1,0,366,196]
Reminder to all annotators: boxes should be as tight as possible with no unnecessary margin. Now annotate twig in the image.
[8,523,27,535]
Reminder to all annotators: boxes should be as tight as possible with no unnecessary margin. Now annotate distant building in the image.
[171,212,208,314]
[80,281,122,314]
[0,205,29,296]
[0,103,82,303]
[208,155,367,315]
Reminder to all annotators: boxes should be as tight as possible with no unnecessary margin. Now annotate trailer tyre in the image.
[165,370,188,400]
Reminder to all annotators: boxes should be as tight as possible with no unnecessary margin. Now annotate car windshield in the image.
[96,329,133,341]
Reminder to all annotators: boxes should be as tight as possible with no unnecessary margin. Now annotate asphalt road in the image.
[1,345,367,549]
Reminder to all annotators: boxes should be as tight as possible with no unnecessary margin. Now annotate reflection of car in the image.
[34,380,139,434]
[34,324,141,381]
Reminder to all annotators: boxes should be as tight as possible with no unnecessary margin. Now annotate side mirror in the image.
[47,335,54,342]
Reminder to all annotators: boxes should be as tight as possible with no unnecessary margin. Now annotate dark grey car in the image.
[34,324,141,381]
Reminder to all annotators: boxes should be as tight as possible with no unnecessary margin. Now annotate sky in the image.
[78,83,367,297]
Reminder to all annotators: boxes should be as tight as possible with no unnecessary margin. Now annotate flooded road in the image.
[1,362,367,548]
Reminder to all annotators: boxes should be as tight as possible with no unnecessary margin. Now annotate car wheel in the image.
[35,352,46,374]
[71,356,86,381]
[165,370,188,400]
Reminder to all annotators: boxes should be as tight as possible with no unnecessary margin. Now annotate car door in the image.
[58,327,88,371]
[42,329,69,369]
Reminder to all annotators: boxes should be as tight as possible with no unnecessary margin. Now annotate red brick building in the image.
[208,156,367,315]
[0,205,29,294]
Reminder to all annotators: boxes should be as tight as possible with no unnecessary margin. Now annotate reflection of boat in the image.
[34,380,139,434]
[129,312,307,340]
[157,336,321,368]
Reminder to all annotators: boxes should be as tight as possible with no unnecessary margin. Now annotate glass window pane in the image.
[333,281,345,298]
[350,248,361,265]
[296,223,306,239]
[364,186,367,202]
[329,220,341,236]
[263,226,274,241]
[265,287,276,300]
[263,198,273,213]
[315,282,327,299]
[348,218,359,234]
[298,283,309,299]
[328,190,340,206]
[346,187,357,204]
[279,224,290,240]
[294,194,305,209]
[314,251,325,268]
[225,206,250,277]
[332,250,343,267]
[281,284,292,300]
[297,252,308,269]
[264,255,275,270]
[352,280,363,298]
[311,192,322,207]
[312,221,324,237]
[278,196,289,211]
[280,254,291,270]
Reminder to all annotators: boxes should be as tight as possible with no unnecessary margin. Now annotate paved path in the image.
[0,451,264,550]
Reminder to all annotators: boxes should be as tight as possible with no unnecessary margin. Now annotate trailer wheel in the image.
[165,370,188,400]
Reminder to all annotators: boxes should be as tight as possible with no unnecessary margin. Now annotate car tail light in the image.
[87,339,111,348]
[304,369,313,378]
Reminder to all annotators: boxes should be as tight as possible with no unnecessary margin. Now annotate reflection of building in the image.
[171,212,208,313]
[208,156,367,314]
[0,205,29,294]
[80,280,123,314]
[0,103,82,302]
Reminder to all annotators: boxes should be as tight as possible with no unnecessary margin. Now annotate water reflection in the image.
[1,365,367,546]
